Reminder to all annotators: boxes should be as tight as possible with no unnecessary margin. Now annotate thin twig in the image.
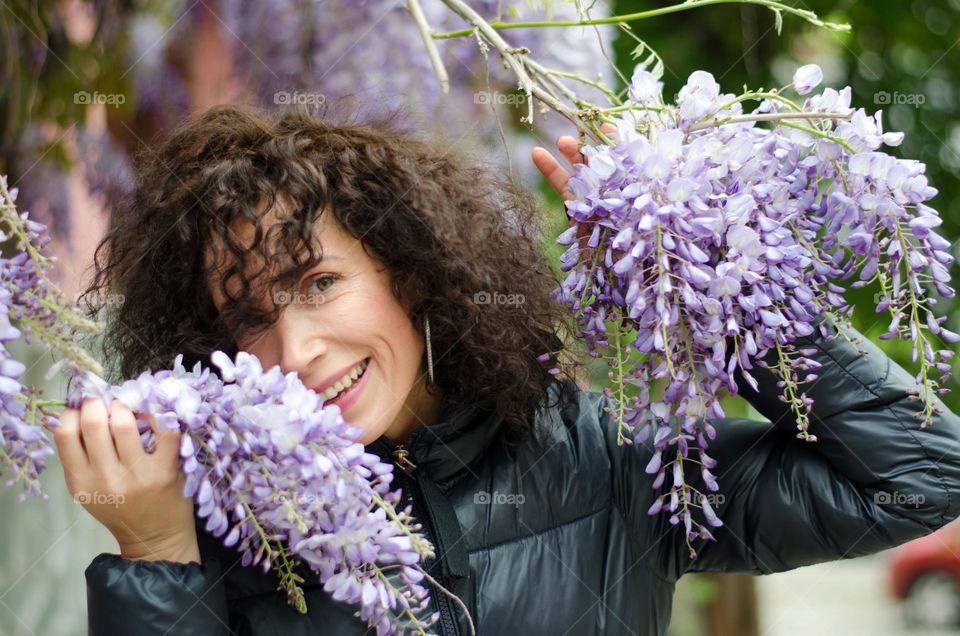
[417,565,477,636]
[524,57,581,103]
[407,0,449,94]
[530,61,622,105]
[686,110,854,131]
[438,0,600,141]
[432,0,850,38]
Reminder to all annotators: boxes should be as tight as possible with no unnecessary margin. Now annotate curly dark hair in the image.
[79,103,584,439]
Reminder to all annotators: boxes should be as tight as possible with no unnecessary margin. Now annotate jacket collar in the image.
[365,395,504,486]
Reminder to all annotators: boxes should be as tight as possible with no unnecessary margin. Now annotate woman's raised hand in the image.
[531,123,617,257]
[53,398,201,563]
[531,123,617,203]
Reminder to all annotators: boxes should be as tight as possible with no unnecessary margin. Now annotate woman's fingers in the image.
[78,397,121,468]
[52,406,88,479]
[532,123,620,201]
[530,134,589,199]
[140,410,182,473]
[531,146,575,201]
[110,401,147,467]
[154,423,182,467]
[557,135,583,167]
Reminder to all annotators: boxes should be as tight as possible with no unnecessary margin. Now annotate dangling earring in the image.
[424,314,435,385]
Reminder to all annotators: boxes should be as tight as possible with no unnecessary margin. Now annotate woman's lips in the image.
[324,357,371,412]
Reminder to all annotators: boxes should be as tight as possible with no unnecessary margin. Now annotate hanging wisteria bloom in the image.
[0,176,101,501]
[551,63,957,551]
[64,351,440,636]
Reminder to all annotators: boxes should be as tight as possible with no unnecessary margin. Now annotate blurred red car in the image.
[889,519,960,629]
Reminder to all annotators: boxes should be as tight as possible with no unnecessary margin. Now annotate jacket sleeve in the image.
[86,552,231,635]
[605,315,960,581]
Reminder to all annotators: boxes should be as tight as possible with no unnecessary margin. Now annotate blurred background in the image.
[0,1,957,634]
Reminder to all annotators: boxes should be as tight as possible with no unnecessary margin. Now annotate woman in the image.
[56,104,960,635]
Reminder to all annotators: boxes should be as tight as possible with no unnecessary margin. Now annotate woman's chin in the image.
[354,424,386,446]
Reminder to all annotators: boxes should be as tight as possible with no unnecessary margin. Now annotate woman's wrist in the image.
[118,530,201,564]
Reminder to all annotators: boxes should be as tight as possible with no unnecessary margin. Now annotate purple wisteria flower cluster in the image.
[65,351,439,636]
[0,176,101,502]
[552,64,957,557]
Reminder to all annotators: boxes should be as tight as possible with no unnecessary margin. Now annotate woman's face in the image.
[207,208,443,445]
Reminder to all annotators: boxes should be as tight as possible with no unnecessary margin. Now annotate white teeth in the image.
[321,359,369,400]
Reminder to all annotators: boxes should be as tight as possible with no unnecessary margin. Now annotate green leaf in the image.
[627,36,665,80]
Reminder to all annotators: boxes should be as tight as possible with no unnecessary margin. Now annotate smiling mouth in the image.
[320,357,371,402]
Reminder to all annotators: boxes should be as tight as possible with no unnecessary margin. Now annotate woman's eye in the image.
[307,274,338,294]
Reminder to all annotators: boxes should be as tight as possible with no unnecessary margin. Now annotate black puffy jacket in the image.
[86,319,960,635]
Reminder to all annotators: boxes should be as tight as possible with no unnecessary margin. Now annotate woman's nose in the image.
[274,307,329,374]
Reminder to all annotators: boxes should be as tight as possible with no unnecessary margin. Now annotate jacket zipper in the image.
[392,443,460,636]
